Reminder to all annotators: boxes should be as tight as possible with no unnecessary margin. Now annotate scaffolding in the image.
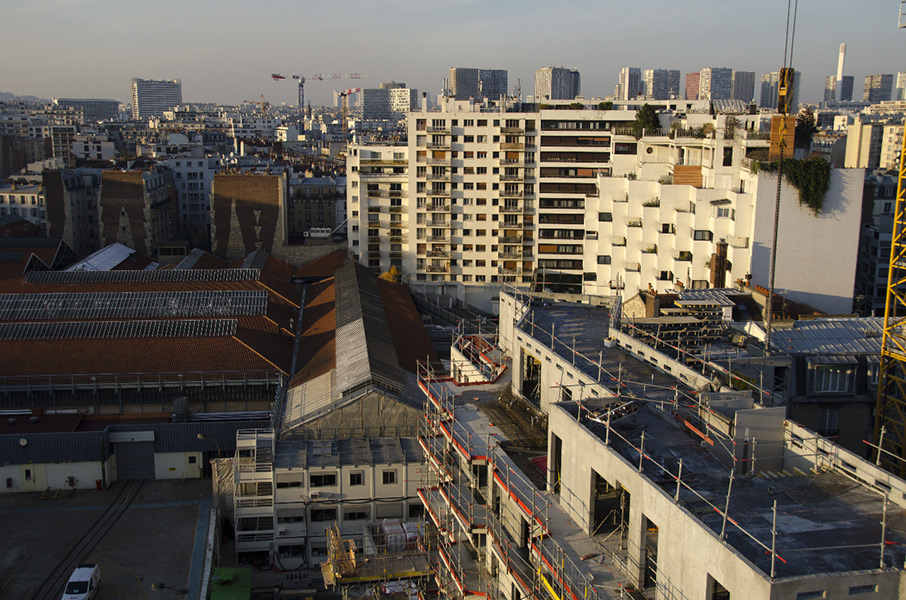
[416,360,604,600]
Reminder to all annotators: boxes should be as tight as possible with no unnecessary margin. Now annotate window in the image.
[310,473,337,487]
[819,405,840,437]
[597,255,611,265]
[349,472,364,486]
[693,230,713,241]
[598,212,612,222]
[310,508,337,522]
[716,207,734,219]
[344,510,369,521]
[276,480,302,489]
[382,470,397,485]
[811,365,852,394]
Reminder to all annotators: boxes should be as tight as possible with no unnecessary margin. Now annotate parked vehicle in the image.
[62,564,100,600]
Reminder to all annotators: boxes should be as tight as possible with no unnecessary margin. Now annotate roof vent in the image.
[29,416,39,424]
[865,328,880,338]
[7,417,16,425]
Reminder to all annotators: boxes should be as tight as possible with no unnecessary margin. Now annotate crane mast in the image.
[874,2,906,475]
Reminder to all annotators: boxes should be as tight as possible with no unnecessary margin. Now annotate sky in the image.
[2,0,904,107]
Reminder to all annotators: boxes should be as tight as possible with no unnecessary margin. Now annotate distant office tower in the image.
[761,71,800,111]
[130,78,182,120]
[643,69,680,100]
[448,68,507,100]
[836,43,847,101]
[54,98,120,122]
[825,75,855,102]
[363,86,418,120]
[617,67,642,100]
[535,67,581,100]
[479,69,508,99]
[698,67,732,100]
[449,68,478,99]
[863,74,894,103]
[731,71,756,102]
[896,72,906,101]
[685,73,700,100]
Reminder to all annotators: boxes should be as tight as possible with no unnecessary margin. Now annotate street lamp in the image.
[197,433,222,458]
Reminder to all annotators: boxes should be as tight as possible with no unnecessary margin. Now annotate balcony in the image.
[360,158,408,166]
[501,127,524,134]
[427,173,449,180]
[500,158,523,166]
[499,267,521,275]
[498,235,522,244]
[389,206,404,213]
[500,189,522,199]
[427,249,449,258]
[428,220,451,228]
[390,235,406,244]
[500,143,524,150]
[427,126,450,133]
[500,204,522,213]
[358,170,405,179]
[498,251,522,260]
[427,157,450,165]
[499,174,522,182]
[368,236,380,242]
[389,251,402,259]
[428,189,451,198]
[426,235,449,242]
[427,141,451,150]
[368,250,381,257]
[427,203,451,212]
[427,264,449,273]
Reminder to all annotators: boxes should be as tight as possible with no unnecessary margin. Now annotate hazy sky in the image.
[2,0,904,107]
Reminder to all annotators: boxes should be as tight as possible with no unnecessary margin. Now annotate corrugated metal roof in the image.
[678,289,737,307]
[273,436,422,469]
[0,431,108,464]
[769,318,883,355]
[334,263,401,395]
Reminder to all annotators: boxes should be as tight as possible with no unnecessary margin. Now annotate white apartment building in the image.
[535,67,581,101]
[232,429,424,568]
[131,78,182,120]
[0,182,47,232]
[71,133,116,162]
[362,87,418,121]
[164,155,221,233]
[699,67,733,100]
[617,67,642,100]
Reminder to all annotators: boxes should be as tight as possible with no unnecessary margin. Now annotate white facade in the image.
[71,133,116,161]
[131,78,182,120]
[618,67,642,100]
[535,67,581,101]
[164,156,221,232]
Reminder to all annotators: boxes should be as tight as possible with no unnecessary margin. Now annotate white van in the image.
[62,564,100,600]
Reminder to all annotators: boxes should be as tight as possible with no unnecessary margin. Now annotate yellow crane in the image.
[874,2,906,475]
[242,95,269,118]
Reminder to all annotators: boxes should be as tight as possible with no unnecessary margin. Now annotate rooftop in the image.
[567,401,906,579]
[768,317,883,355]
[273,437,422,469]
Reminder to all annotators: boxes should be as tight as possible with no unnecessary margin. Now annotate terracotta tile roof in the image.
[377,279,439,372]
[294,249,348,281]
[0,335,281,381]
[290,278,336,386]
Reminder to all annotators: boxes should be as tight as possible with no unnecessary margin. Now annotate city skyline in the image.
[1,0,904,107]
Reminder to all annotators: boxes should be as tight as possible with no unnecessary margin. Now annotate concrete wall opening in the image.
[521,349,541,405]
[707,574,730,600]
[551,433,562,494]
[643,515,659,590]
[590,469,624,538]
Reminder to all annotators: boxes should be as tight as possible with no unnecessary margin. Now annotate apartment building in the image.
[164,155,221,243]
[448,68,508,101]
[232,429,424,567]
[99,166,177,258]
[534,67,581,101]
[685,73,700,100]
[54,98,120,123]
[131,78,182,120]
[642,69,680,101]
[699,67,733,100]
[730,71,755,102]
[362,87,418,121]
[863,74,894,104]
[617,67,642,100]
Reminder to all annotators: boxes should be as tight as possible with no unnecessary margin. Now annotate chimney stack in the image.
[710,239,729,288]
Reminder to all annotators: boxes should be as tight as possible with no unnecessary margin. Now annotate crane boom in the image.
[273,72,370,110]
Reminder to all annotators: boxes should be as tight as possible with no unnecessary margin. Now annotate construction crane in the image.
[874,1,906,476]
[242,95,269,118]
[337,88,361,143]
[270,72,369,112]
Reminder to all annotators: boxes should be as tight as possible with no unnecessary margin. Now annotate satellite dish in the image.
[18,438,27,447]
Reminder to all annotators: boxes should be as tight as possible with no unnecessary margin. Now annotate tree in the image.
[631,104,660,139]
[379,265,401,283]
[568,102,585,110]
[598,101,614,110]
[795,106,818,149]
